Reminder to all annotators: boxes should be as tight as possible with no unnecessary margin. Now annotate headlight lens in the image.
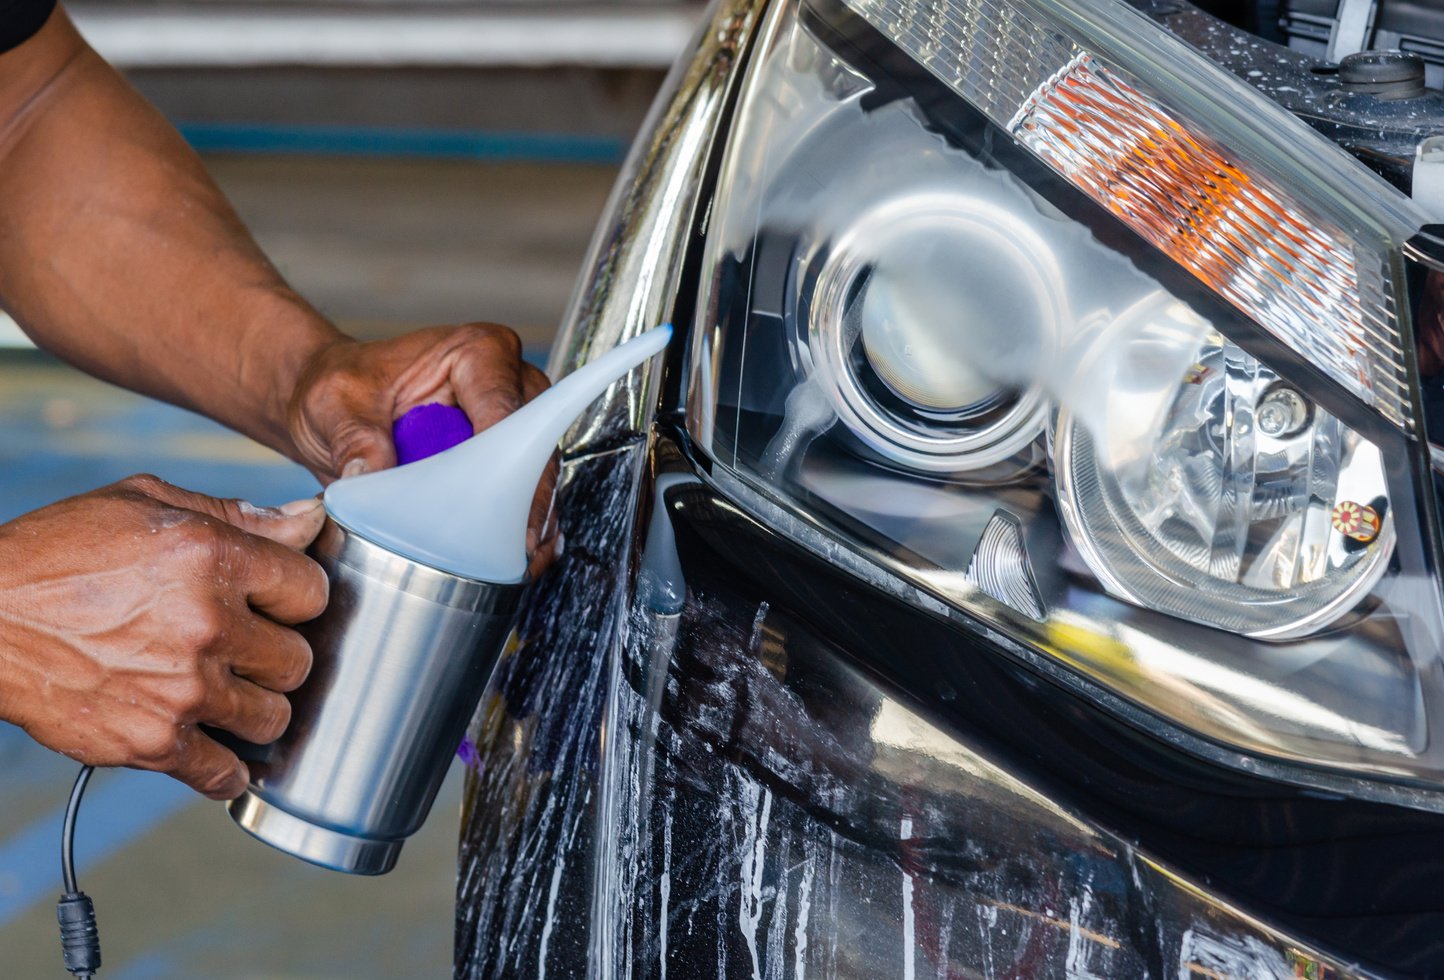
[685,0,1444,806]
[804,192,1058,472]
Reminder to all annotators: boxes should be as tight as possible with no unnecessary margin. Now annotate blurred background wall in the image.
[0,2,696,974]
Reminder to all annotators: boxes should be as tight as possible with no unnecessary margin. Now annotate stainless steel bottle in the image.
[223,325,671,874]
[228,516,522,875]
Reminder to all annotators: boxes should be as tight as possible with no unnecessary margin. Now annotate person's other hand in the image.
[0,475,328,798]
[287,324,559,578]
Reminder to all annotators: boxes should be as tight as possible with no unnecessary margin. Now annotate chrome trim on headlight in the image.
[550,0,770,456]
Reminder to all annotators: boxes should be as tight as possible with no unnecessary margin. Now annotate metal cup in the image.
[227,516,522,875]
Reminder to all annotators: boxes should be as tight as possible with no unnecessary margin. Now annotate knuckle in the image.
[194,763,242,799]
[131,725,178,767]
[468,322,522,357]
[172,676,210,717]
[175,602,227,651]
[118,473,168,497]
[210,495,249,526]
[258,696,293,742]
[170,525,227,568]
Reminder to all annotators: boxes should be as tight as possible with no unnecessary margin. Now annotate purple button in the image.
[392,403,473,465]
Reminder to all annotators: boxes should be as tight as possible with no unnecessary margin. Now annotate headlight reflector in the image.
[1053,310,1393,639]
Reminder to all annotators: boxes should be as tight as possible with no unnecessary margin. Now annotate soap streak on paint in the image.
[454,448,1366,979]
[660,803,672,980]
[536,858,565,977]
[1176,927,1296,980]
[765,829,790,979]
[454,445,646,978]
[978,901,1000,979]
[901,816,915,980]
[934,892,957,979]
[793,844,814,980]
[1065,883,1100,979]
[738,779,774,980]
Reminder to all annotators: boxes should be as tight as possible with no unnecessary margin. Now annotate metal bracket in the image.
[1414,137,1444,222]
[1327,0,1379,63]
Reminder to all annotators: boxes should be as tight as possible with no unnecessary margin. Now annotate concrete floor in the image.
[0,154,617,977]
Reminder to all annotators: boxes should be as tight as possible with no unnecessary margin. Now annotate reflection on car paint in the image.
[455,438,1356,978]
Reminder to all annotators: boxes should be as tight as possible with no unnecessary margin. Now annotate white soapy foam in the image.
[325,325,672,583]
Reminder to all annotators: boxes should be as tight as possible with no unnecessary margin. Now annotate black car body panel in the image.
[457,424,1441,976]
[456,0,1444,974]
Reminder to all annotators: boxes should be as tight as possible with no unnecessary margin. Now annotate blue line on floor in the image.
[177,122,627,165]
[0,769,194,928]
[106,950,182,980]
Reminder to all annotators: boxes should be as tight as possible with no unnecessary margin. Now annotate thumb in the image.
[127,475,327,551]
[324,419,397,484]
[234,497,328,551]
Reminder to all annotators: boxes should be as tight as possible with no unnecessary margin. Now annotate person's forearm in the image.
[0,8,345,458]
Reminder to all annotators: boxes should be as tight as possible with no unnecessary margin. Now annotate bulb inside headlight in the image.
[857,264,1014,413]
[1053,292,1392,638]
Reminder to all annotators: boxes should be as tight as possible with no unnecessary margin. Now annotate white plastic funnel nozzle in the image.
[324,324,672,583]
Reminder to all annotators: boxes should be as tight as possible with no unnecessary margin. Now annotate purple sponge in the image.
[392,403,474,465]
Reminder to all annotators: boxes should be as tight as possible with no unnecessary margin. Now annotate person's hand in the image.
[0,475,328,799]
[287,324,559,578]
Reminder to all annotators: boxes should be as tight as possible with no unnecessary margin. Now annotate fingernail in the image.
[526,528,539,553]
[341,459,368,479]
[280,497,324,516]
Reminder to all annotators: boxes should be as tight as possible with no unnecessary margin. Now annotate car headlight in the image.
[684,0,1444,807]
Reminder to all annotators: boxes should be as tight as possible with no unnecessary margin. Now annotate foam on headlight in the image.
[842,0,1424,433]
[806,190,1061,472]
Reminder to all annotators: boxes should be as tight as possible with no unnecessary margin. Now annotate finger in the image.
[168,726,249,800]
[521,362,560,579]
[521,361,550,403]
[525,453,560,580]
[201,671,295,746]
[120,475,328,621]
[184,518,330,624]
[122,474,327,551]
[328,418,397,483]
[226,615,313,693]
[229,535,330,625]
[450,324,526,433]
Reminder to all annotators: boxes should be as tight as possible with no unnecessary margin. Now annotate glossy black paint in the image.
[456,444,648,977]
[658,428,1444,976]
[455,421,1439,977]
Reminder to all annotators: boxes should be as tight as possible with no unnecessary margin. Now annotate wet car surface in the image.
[455,0,1444,976]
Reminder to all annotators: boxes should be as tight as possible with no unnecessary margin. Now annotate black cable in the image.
[56,764,101,978]
[61,764,92,896]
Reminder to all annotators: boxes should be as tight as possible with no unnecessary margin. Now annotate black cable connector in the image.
[56,891,100,978]
[56,764,101,978]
